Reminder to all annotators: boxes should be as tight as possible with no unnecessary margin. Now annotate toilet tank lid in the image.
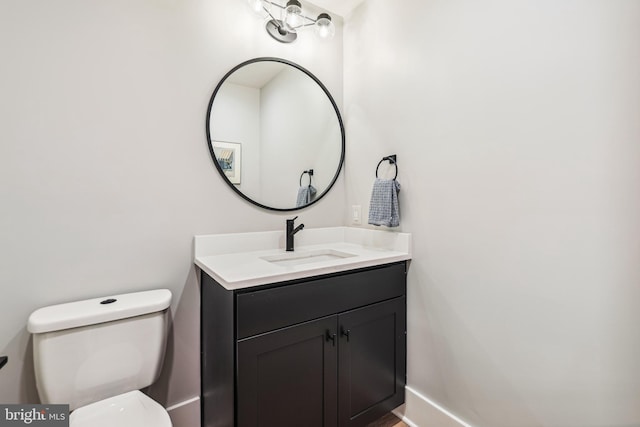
[28,289,172,334]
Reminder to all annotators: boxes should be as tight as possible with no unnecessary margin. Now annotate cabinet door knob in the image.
[325,330,336,346]
[341,327,350,342]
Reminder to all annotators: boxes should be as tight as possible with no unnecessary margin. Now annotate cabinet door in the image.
[237,316,338,427]
[338,297,406,427]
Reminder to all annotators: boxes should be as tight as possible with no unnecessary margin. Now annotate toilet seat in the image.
[70,390,172,427]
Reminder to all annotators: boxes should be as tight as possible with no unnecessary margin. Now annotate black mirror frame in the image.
[206,57,345,212]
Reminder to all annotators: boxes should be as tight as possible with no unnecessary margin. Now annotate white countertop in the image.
[194,227,412,290]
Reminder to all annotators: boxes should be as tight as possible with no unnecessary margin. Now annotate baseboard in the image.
[167,396,201,427]
[164,388,472,427]
[392,386,475,427]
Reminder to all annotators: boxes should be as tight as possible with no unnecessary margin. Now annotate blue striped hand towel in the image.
[368,178,400,227]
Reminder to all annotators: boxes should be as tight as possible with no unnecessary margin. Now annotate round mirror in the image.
[206,57,345,211]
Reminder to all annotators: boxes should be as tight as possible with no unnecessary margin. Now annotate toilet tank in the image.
[28,289,172,411]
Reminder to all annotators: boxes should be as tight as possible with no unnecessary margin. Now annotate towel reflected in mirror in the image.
[296,185,317,207]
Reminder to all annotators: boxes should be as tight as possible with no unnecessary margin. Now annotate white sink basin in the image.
[261,249,357,267]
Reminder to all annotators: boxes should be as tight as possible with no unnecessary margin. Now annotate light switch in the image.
[352,205,361,224]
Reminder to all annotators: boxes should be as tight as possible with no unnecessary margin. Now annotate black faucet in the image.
[286,216,305,251]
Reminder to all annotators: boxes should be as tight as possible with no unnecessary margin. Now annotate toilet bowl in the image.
[70,391,171,427]
[28,289,173,426]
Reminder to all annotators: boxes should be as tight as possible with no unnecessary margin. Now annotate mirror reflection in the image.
[207,58,344,211]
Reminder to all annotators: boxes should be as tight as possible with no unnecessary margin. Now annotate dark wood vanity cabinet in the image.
[237,315,337,427]
[201,262,407,427]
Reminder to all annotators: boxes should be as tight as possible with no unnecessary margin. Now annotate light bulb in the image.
[315,13,335,39]
[283,0,303,32]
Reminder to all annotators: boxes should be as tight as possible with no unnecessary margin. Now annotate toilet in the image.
[27,289,173,427]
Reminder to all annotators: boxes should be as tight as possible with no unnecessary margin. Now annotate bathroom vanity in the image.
[195,227,411,427]
[201,57,410,426]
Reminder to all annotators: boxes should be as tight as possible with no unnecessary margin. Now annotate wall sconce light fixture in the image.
[248,0,335,43]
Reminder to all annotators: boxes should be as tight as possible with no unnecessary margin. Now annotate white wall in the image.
[344,1,640,426]
[261,67,342,207]
[0,0,343,425]
[210,82,261,197]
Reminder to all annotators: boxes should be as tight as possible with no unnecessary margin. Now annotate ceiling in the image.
[306,0,366,18]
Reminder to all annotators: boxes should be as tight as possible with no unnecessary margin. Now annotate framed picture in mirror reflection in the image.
[213,141,242,185]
